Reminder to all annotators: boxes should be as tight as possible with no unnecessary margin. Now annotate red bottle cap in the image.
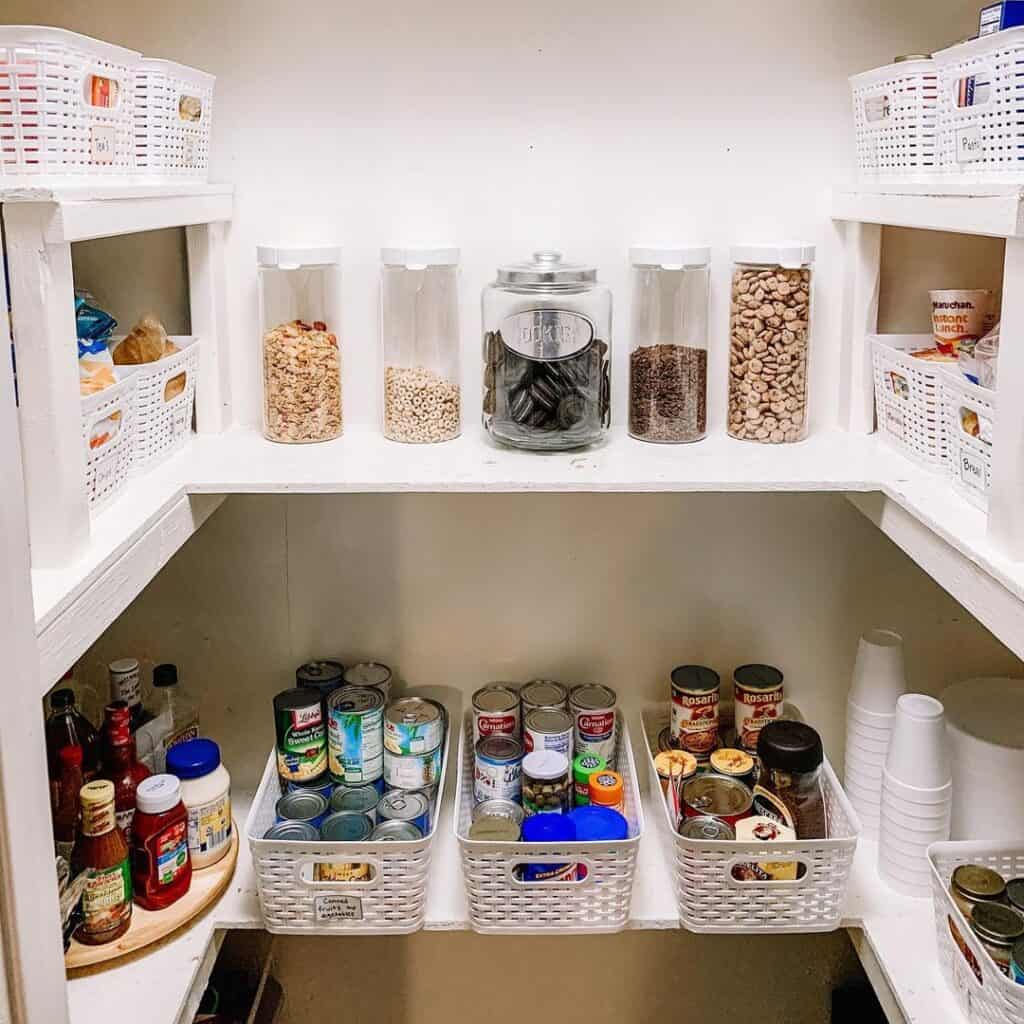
[59,744,83,767]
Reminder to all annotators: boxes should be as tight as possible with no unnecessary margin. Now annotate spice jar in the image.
[628,247,710,443]
[971,902,1024,975]
[258,245,343,443]
[728,243,814,443]
[522,750,571,816]
[131,774,192,911]
[757,720,827,840]
[482,250,611,450]
[381,247,461,444]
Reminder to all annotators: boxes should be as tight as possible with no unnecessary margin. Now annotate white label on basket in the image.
[93,452,118,495]
[183,138,197,165]
[956,125,983,163]
[864,94,890,123]
[959,449,986,493]
[90,125,116,164]
[882,404,906,441]
[314,894,363,922]
[170,404,190,437]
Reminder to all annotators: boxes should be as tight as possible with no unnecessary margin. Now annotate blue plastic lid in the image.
[569,805,628,841]
[166,738,220,779]
[521,812,576,843]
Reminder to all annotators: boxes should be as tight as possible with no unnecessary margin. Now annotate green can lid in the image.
[573,752,606,783]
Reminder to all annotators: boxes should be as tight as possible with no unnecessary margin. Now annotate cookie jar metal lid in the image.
[730,242,815,270]
[629,246,711,270]
[257,244,342,268]
[380,246,460,268]
[496,249,597,286]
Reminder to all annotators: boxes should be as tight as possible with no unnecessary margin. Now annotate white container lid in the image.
[136,773,182,815]
[731,242,815,269]
[257,245,342,269]
[629,246,710,270]
[381,247,459,269]
[523,749,569,780]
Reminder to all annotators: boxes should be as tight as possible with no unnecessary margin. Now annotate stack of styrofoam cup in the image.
[845,629,906,838]
[879,693,952,898]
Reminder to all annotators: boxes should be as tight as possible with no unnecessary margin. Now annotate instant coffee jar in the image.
[482,250,611,450]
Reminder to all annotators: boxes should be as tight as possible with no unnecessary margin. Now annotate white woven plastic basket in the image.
[0,26,138,183]
[455,712,643,934]
[81,369,136,510]
[929,841,1024,1024]
[941,371,996,510]
[872,334,951,470]
[850,59,939,181]
[641,707,860,934]
[935,28,1024,180]
[110,335,199,471]
[245,722,450,935]
[133,58,214,180]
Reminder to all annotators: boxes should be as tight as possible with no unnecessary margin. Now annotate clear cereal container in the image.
[628,246,710,444]
[258,245,343,443]
[482,250,611,451]
[380,248,461,443]
[727,243,814,444]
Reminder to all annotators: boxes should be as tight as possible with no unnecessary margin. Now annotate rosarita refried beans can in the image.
[570,684,617,767]
[670,665,721,756]
[732,664,784,753]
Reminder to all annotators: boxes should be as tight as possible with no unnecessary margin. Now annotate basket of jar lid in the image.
[454,685,644,935]
[81,368,137,510]
[929,842,1024,1024]
[642,705,860,934]
[244,690,450,934]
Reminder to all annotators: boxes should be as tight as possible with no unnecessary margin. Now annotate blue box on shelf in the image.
[980,1,1024,35]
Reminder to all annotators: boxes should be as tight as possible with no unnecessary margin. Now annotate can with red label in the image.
[681,774,754,829]
[670,665,721,756]
[733,664,784,753]
[472,684,521,744]
[570,683,617,767]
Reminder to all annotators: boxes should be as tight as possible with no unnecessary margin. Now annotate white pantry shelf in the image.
[832,181,1024,237]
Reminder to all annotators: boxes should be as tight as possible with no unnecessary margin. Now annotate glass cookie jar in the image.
[727,243,814,444]
[482,250,611,450]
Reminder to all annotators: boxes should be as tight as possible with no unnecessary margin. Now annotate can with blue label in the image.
[384,697,444,755]
[327,686,385,786]
[330,784,380,824]
[377,789,431,835]
[383,744,442,791]
[275,791,329,831]
[284,773,334,802]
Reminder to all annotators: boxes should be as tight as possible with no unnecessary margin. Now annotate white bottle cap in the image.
[257,244,342,269]
[523,749,570,780]
[380,247,460,269]
[730,242,815,270]
[136,773,182,815]
[629,246,711,270]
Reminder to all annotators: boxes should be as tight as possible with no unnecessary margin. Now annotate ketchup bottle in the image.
[131,774,192,910]
[99,702,150,843]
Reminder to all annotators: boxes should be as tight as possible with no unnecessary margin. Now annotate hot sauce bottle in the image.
[131,774,192,911]
[100,701,150,843]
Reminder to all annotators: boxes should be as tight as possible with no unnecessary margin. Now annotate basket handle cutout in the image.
[86,408,122,452]
[957,405,991,446]
[178,94,203,123]
[294,855,382,890]
[82,72,123,110]
[164,370,188,403]
[506,857,595,888]
[724,855,812,888]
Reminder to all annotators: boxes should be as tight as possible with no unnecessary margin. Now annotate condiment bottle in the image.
[588,770,626,814]
[72,780,132,945]
[53,745,84,861]
[756,720,827,840]
[135,664,200,772]
[166,738,232,870]
[45,686,100,802]
[131,774,192,910]
[99,702,151,843]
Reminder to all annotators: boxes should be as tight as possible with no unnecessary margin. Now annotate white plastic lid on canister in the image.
[380,247,460,269]
[523,749,569,780]
[629,246,711,270]
[731,242,815,270]
[257,244,342,269]
[136,773,182,815]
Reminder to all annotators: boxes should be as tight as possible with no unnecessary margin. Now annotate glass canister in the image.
[628,246,710,443]
[727,243,814,444]
[482,250,611,450]
[258,245,343,443]
[380,247,461,443]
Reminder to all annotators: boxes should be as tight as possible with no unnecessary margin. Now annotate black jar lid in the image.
[296,660,345,692]
[734,664,784,689]
[670,665,720,693]
[757,720,823,774]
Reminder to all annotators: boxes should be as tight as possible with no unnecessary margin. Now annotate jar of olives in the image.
[522,749,571,816]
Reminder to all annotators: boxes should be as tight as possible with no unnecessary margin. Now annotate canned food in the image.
[679,815,736,841]
[274,687,328,783]
[472,684,521,743]
[970,901,1024,976]
[572,752,606,805]
[1012,938,1024,985]
[371,820,423,841]
[522,750,571,816]
[570,683,617,766]
[657,727,674,753]
[296,660,345,702]
[387,782,438,806]
[342,661,393,703]
[327,686,385,785]
[474,734,523,804]
[681,774,753,827]
[329,784,380,824]
[276,791,329,830]
[588,770,625,814]
[654,749,697,797]
[670,665,721,756]
[469,816,521,841]
[520,813,578,882]
[709,747,757,786]
[316,811,373,881]
[521,679,570,714]
[384,696,444,755]
[263,821,318,841]
[524,707,573,758]
[733,664,784,753]
[315,861,371,881]
[951,864,1007,919]
[471,798,525,827]
[378,789,431,835]
[383,745,442,790]
[1008,878,1024,915]
[284,773,334,802]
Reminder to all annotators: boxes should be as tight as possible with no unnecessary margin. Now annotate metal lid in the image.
[320,810,373,842]
[472,684,520,713]
[654,749,697,779]
[471,799,525,825]
[257,244,341,269]
[381,246,459,268]
[469,816,521,841]
[327,685,385,714]
[525,707,573,734]
[523,749,569,780]
[1008,878,1024,911]
[496,250,597,286]
[971,901,1024,945]
[521,679,569,708]
[733,664,784,690]
[341,662,392,688]
[953,864,1007,901]
[296,660,345,689]
[263,821,318,841]
[371,819,423,841]
[630,246,711,270]
[570,683,617,711]
[386,696,442,727]
[730,243,815,270]
[476,735,523,762]
[378,790,429,822]
[277,791,328,821]
[682,774,753,816]
[679,815,735,841]
[330,785,379,813]
[709,747,755,777]
[671,665,721,694]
